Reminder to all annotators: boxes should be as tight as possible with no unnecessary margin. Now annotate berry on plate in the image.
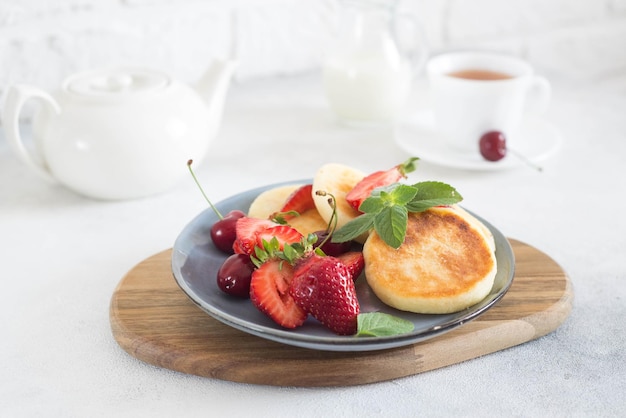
[249,260,307,329]
[336,251,365,280]
[290,254,360,335]
[210,210,246,254]
[279,184,316,219]
[255,225,303,250]
[345,157,418,212]
[233,217,278,255]
[216,253,255,298]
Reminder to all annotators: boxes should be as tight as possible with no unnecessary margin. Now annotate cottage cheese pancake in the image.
[363,206,497,314]
[452,205,495,252]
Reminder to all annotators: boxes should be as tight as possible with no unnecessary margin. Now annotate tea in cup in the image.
[426,51,551,153]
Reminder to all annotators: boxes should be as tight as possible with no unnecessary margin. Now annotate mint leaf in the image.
[331,212,376,243]
[356,312,415,337]
[370,183,417,205]
[406,181,463,212]
[377,183,418,205]
[332,162,463,249]
[373,205,408,249]
[359,195,385,213]
[390,183,419,204]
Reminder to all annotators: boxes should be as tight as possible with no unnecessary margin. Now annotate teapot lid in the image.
[64,68,170,98]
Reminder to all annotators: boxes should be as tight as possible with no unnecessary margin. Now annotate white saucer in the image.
[394,111,562,171]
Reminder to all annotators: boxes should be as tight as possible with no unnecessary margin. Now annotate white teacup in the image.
[427,51,551,153]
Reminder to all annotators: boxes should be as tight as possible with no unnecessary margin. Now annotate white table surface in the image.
[1,73,625,417]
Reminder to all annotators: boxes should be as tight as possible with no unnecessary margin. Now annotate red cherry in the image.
[312,230,352,256]
[479,131,507,161]
[210,210,246,254]
[216,253,255,298]
[187,161,248,253]
[478,132,544,171]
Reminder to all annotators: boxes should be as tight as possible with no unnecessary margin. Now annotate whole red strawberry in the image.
[336,251,365,280]
[289,254,360,335]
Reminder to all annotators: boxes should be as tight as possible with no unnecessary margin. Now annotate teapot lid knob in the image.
[64,68,170,98]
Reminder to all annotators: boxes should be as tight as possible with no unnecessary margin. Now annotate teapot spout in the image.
[194,59,238,136]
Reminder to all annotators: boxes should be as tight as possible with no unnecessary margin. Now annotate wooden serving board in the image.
[109,239,572,387]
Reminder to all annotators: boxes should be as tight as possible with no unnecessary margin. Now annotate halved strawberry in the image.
[233,217,277,255]
[345,158,418,212]
[249,260,307,328]
[256,225,303,250]
[279,184,315,218]
[290,254,360,335]
[336,251,365,281]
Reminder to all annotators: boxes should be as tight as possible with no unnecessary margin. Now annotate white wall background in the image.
[1,0,626,110]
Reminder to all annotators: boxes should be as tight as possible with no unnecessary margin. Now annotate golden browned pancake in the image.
[363,206,497,314]
[450,205,495,252]
[247,184,328,237]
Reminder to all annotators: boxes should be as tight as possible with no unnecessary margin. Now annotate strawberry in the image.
[279,184,315,219]
[336,251,365,281]
[290,254,360,335]
[249,259,307,328]
[345,157,418,212]
[256,225,303,250]
[233,217,277,255]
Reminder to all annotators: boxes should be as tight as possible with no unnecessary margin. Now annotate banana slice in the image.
[247,184,327,237]
[312,163,367,241]
[248,185,300,219]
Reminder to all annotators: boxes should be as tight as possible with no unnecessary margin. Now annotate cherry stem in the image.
[187,160,224,219]
[508,149,543,172]
[315,190,338,248]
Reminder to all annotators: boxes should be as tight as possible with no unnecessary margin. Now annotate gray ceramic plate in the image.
[171,180,515,352]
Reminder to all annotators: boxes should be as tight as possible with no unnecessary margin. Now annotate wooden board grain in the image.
[109,239,572,387]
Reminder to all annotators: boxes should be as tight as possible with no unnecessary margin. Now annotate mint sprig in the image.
[356,312,414,337]
[333,181,463,249]
[405,181,463,212]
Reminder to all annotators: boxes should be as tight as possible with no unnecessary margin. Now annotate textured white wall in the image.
[1,0,625,112]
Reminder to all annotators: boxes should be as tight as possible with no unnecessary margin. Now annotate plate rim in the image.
[171,180,516,352]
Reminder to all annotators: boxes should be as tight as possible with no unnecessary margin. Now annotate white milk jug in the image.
[323,0,428,125]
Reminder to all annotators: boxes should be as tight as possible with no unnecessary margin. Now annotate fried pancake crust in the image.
[363,206,497,314]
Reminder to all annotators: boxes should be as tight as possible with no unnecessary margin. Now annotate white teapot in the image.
[2,59,236,200]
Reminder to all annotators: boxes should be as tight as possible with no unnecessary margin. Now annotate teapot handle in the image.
[2,84,61,183]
